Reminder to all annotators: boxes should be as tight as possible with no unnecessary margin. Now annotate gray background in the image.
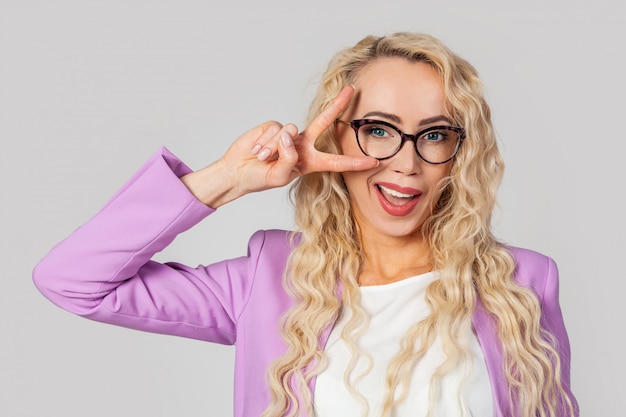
[1,1,624,416]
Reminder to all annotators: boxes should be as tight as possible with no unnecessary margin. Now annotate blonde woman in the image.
[33,32,578,417]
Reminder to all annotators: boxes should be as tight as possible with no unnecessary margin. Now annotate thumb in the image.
[319,153,379,173]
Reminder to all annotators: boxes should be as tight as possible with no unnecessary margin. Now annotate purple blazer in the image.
[33,148,578,417]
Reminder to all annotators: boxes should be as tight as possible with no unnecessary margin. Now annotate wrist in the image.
[180,158,241,209]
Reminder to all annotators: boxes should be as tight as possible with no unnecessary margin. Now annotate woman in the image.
[33,32,578,417]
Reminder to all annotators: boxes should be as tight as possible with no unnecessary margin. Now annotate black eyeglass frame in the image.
[337,118,466,164]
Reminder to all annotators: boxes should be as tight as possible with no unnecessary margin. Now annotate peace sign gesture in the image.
[181,86,378,208]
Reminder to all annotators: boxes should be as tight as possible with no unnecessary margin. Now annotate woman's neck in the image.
[358,228,434,286]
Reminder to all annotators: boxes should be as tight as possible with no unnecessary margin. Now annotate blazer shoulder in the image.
[506,246,558,302]
[248,229,298,254]
[245,229,300,271]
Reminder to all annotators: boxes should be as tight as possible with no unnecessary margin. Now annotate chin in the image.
[378,221,425,239]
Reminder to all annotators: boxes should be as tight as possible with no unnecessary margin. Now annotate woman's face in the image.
[338,57,454,239]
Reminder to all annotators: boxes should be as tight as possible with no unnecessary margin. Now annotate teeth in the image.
[378,185,415,198]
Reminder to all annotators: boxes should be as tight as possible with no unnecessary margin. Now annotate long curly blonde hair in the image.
[261,32,576,417]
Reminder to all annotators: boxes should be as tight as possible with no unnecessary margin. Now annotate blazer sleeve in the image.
[540,257,580,416]
[33,147,265,345]
[512,249,580,416]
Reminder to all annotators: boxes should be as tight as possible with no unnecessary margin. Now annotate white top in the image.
[314,272,494,417]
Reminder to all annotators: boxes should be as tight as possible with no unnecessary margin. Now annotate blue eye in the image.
[419,129,453,143]
[423,130,447,142]
[371,127,386,137]
[363,125,392,139]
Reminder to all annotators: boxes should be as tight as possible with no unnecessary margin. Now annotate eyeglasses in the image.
[337,119,465,164]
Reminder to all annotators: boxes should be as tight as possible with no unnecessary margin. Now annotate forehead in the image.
[347,57,447,124]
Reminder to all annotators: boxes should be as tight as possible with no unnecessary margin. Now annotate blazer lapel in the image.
[472,300,513,417]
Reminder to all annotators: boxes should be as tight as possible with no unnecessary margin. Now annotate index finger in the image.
[302,85,355,140]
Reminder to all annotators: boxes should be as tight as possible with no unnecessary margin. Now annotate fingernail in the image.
[257,148,271,161]
[251,144,262,155]
[280,131,293,147]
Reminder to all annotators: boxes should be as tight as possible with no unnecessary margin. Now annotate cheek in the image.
[426,164,453,186]
[342,171,369,196]
[424,166,453,204]
[342,172,377,218]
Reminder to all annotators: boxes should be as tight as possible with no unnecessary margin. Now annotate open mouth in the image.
[374,183,421,216]
[376,184,419,206]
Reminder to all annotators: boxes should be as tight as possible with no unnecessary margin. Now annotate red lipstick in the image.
[375,182,421,216]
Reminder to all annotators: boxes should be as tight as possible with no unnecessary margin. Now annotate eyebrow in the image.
[361,111,453,126]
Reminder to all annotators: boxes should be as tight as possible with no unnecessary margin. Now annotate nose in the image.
[389,141,421,175]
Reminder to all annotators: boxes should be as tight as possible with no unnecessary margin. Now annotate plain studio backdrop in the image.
[1,1,624,416]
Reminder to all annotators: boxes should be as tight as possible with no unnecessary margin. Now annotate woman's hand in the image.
[181,86,378,208]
